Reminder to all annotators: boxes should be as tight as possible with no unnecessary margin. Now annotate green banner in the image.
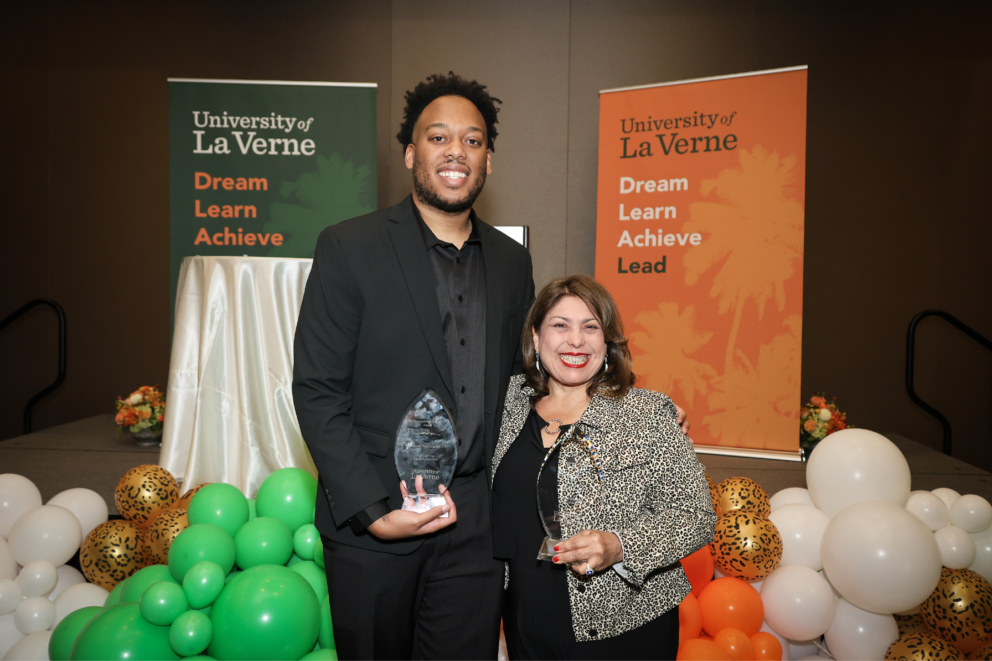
[168,78,377,307]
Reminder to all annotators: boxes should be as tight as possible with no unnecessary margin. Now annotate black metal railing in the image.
[906,309,992,455]
[0,299,67,435]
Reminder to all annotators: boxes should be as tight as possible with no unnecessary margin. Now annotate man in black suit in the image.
[293,73,532,659]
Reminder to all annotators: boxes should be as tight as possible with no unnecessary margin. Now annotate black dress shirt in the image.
[349,199,487,532]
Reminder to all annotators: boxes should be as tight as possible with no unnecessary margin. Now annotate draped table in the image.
[160,256,316,495]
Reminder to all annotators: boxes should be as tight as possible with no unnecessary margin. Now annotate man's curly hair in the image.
[396,72,501,152]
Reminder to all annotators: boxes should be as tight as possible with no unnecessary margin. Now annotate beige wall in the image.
[3,1,990,470]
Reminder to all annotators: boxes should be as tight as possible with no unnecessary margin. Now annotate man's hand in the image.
[675,404,690,435]
[551,529,623,576]
[366,480,458,540]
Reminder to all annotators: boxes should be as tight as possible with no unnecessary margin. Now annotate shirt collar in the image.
[410,196,482,251]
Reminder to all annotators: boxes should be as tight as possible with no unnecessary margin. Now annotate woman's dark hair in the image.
[522,274,635,404]
[396,72,501,152]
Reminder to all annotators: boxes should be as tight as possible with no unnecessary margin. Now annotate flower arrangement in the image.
[800,393,850,456]
[115,385,166,436]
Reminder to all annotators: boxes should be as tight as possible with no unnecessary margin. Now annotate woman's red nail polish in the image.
[553,556,559,563]
[554,546,560,552]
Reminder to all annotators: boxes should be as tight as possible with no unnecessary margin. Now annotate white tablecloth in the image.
[160,256,316,495]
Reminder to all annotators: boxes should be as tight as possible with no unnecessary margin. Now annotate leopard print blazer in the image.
[491,374,716,643]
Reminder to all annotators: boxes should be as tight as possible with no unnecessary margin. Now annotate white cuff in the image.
[608,531,629,579]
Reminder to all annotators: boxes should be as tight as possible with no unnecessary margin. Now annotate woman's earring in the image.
[603,354,609,372]
[536,354,542,373]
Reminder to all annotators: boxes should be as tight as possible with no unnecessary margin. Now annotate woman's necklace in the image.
[543,419,563,435]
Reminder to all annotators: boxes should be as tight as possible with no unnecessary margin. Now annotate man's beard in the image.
[413,157,486,214]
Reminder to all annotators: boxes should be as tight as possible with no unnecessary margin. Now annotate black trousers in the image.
[322,472,504,660]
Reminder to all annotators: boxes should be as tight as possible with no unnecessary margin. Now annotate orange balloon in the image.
[682,546,715,598]
[678,638,729,661]
[697,577,764,637]
[714,628,753,660]
[680,593,703,643]
[750,632,783,661]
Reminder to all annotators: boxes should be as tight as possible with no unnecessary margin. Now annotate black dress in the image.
[491,410,678,660]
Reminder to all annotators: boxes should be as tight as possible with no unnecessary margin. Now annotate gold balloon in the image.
[174,483,211,510]
[115,464,179,527]
[80,519,143,590]
[968,641,992,660]
[711,511,782,581]
[920,567,992,654]
[705,474,719,513]
[885,633,964,660]
[143,508,189,565]
[896,613,932,639]
[716,477,770,517]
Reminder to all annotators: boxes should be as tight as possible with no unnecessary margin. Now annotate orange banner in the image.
[595,67,807,459]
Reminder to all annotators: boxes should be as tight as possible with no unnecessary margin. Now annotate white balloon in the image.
[15,561,56,599]
[0,582,20,617]
[770,487,815,512]
[969,525,992,583]
[769,504,831,570]
[949,494,992,533]
[52,583,108,627]
[935,525,977,569]
[806,429,911,517]
[46,489,108,541]
[6,506,81,567]
[12,598,53,636]
[0,477,42,541]
[2,629,51,661]
[761,565,836,640]
[821,501,941,614]
[0,614,22,659]
[824,598,898,661]
[48,565,85,601]
[0,540,16,583]
[931,487,961,509]
[905,492,950,531]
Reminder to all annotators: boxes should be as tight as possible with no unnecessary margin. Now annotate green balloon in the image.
[187,484,250,538]
[105,579,127,607]
[122,565,178,604]
[287,553,303,566]
[247,499,257,521]
[234,517,293,569]
[70,602,179,660]
[254,468,317,531]
[169,609,213,657]
[301,650,337,660]
[293,524,320,560]
[183,561,226,609]
[208,565,320,660]
[49,606,103,661]
[224,570,240,585]
[140,581,189,626]
[313,541,325,569]
[184,657,217,661]
[318,595,335,651]
[168,524,236,583]
[289,561,328,602]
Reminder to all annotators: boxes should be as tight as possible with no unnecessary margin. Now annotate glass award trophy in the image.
[394,389,458,516]
[536,425,605,560]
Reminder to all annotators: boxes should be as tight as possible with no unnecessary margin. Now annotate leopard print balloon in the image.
[967,641,992,660]
[896,613,931,639]
[920,567,992,654]
[716,477,771,518]
[174,483,211,510]
[115,464,179,527]
[143,508,189,565]
[80,519,143,590]
[712,511,782,581]
[706,474,719,513]
[884,632,964,660]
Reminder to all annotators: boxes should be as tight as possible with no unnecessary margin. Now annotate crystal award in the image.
[394,389,458,515]
[536,425,605,560]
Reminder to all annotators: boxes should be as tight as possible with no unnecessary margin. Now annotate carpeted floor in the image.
[1,414,989,514]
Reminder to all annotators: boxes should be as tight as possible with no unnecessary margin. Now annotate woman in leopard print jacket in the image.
[491,274,716,659]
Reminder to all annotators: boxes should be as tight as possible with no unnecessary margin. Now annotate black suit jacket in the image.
[293,196,535,554]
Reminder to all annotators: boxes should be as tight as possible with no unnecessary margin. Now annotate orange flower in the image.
[810,396,827,408]
[157,414,164,422]
[803,418,818,433]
